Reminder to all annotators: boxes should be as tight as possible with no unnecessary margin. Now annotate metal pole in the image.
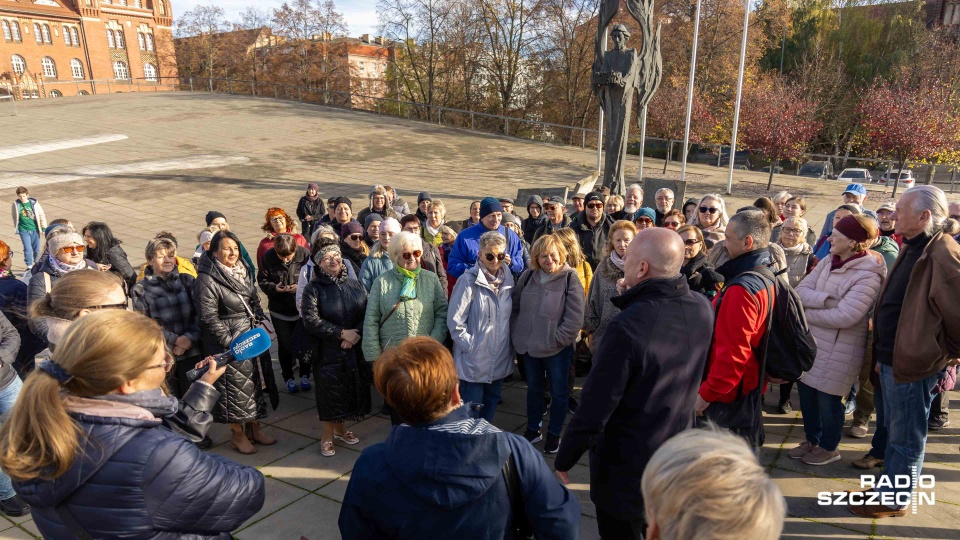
[638,106,648,180]
[726,0,751,195]
[189,77,193,92]
[597,28,608,173]
[681,0,703,182]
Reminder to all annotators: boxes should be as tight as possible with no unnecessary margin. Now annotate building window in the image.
[134,0,143,6]
[64,26,72,46]
[71,58,84,79]
[41,56,56,78]
[107,29,115,48]
[10,21,21,42]
[48,90,62,98]
[145,33,154,51]
[34,23,42,44]
[78,90,89,95]
[116,30,125,49]
[42,24,51,44]
[143,62,157,81]
[113,61,128,79]
[2,21,10,42]
[138,32,145,50]
[10,55,25,75]
[159,1,167,16]
[71,27,79,46]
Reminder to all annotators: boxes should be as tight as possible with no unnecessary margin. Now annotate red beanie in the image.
[834,215,871,243]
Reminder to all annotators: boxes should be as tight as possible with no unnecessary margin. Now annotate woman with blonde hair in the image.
[553,227,592,296]
[585,220,636,353]
[0,310,264,538]
[422,199,447,246]
[690,194,729,249]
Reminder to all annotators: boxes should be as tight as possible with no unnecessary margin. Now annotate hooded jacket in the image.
[521,195,547,244]
[447,223,525,279]
[15,392,264,539]
[511,265,584,358]
[447,263,515,383]
[339,406,580,539]
[11,197,47,232]
[797,251,886,396]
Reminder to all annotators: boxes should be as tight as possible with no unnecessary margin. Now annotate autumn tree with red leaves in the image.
[858,80,958,197]
[646,82,715,173]
[737,77,821,190]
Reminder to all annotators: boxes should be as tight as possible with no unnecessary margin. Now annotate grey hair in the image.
[626,184,644,197]
[905,185,948,236]
[656,188,675,198]
[478,231,506,252]
[691,194,730,228]
[772,190,792,204]
[310,224,337,246]
[727,209,770,249]
[388,231,423,266]
[144,238,177,261]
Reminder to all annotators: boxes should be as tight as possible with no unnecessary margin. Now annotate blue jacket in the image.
[339,405,580,539]
[447,223,524,279]
[16,392,265,539]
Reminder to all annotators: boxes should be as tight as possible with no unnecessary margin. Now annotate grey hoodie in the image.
[510,265,584,358]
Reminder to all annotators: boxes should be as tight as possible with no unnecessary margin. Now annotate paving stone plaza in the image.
[0,93,956,539]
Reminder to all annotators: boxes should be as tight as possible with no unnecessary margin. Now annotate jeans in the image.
[0,376,23,500]
[797,382,845,451]
[458,379,504,423]
[18,230,40,268]
[876,363,939,507]
[523,347,573,437]
[271,315,301,381]
[869,377,888,459]
[852,355,876,426]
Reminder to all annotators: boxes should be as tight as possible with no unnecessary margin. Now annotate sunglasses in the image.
[401,250,422,260]
[60,245,85,254]
[348,234,364,241]
[683,239,701,246]
[586,203,604,209]
[699,207,719,215]
[636,217,653,224]
[84,301,129,310]
[663,221,681,228]
[484,253,506,262]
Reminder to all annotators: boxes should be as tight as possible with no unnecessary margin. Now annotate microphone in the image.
[187,328,272,382]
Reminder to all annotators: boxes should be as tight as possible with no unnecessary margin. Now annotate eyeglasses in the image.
[636,217,653,224]
[699,207,719,215]
[85,301,129,310]
[60,245,85,254]
[404,227,421,233]
[586,203,604,209]
[683,238,701,246]
[320,256,342,265]
[484,253,506,262]
[269,216,285,222]
[401,250,422,260]
[782,227,803,235]
[348,234,364,241]
[147,352,174,372]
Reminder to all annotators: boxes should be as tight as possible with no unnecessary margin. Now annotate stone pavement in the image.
[0,93,956,539]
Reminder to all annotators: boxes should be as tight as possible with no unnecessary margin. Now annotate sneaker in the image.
[802,446,842,466]
[300,376,312,391]
[0,495,29,517]
[844,399,856,416]
[544,434,560,454]
[852,453,884,470]
[523,429,542,444]
[846,423,869,438]
[787,440,815,460]
[928,419,950,431]
[568,397,578,414]
[777,401,792,414]
[285,379,299,393]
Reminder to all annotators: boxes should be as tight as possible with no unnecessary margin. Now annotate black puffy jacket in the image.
[680,252,724,297]
[106,244,138,291]
[193,254,271,423]
[301,268,367,368]
[15,385,264,539]
[257,246,309,318]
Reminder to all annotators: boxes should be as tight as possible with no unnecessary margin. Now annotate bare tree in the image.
[175,5,231,91]
[476,0,545,120]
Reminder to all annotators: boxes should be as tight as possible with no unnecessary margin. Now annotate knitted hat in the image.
[479,197,503,220]
[205,211,226,227]
[418,192,432,204]
[635,207,656,222]
[48,231,84,254]
[364,213,383,228]
[318,242,341,259]
[501,213,521,227]
[307,183,320,192]
[333,196,352,209]
[583,192,603,206]
[340,220,364,240]
[834,215,877,243]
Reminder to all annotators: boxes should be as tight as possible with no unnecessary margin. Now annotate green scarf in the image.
[397,266,420,300]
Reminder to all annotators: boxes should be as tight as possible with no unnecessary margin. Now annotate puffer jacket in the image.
[15,390,264,539]
[362,268,448,361]
[447,263,514,383]
[105,243,138,291]
[297,258,358,315]
[797,252,886,396]
[779,242,815,289]
[511,265,585,358]
[584,256,623,353]
[193,254,270,423]
[27,256,97,343]
[302,267,368,368]
[873,235,900,272]
[359,246,393,291]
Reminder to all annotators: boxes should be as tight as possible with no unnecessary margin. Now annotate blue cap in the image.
[844,183,867,197]
[635,207,657,222]
[479,197,504,220]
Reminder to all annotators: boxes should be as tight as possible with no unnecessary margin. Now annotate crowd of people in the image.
[0,178,955,538]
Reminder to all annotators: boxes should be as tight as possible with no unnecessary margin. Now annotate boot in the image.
[230,423,256,455]
[246,421,277,445]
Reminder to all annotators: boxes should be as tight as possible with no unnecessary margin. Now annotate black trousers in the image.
[167,354,201,400]
[271,315,303,381]
[596,508,646,540]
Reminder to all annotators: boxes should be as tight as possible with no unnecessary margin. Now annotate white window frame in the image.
[48,90,62,97]
[42,24,51,44]
[41,57,56,78]
[70,58,84,79]
[113,61,129,80]
[34,23,42,44]
[143,62,157,81]
[2,21,10,41]
[64,26,72,45]
[116,30,125,49]
[107,29,115,48]
[138,32,145,50]
[10,21,20,42]
[145,33,154,51]
[10,55,25,75]
[71,27,79,46]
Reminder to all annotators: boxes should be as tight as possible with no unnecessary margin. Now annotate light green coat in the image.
[362,267,449,360]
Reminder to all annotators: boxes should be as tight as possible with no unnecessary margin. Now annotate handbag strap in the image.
[379,300,404,328]
[55,500,94,540]
[501,451,533,539]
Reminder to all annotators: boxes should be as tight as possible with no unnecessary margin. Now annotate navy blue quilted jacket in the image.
[15,397,265,539]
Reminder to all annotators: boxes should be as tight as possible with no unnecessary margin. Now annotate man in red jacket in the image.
[696,210,776,446]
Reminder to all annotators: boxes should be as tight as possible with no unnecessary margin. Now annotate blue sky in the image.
[173,0,379,37]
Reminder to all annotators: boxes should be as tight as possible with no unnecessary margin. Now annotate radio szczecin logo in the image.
[818,467,935,514]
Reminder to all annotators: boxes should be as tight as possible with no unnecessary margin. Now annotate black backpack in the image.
[737,267,817,381]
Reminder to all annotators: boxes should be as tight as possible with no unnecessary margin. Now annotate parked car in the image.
[718,149,754,170]
[837,168,873,183]
[798,160,835,180]
[687,145,721,165]
[877,169,916,189]
[759,165,784,174]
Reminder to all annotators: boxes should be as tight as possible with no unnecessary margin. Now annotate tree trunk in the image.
[925,164,936,186]
[891,158,907,198]
[767,161,775,191]
[663,140,672,174]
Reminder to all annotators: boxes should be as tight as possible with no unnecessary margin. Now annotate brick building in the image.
[0,0,177,100]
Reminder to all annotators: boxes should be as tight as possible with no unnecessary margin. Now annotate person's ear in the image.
[76,308,93,318]
[117,380,137,395]
[636,260,648,282]
[450,383,462,407]
[646,518,660,540]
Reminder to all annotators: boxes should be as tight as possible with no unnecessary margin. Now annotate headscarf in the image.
[397,266,420,300]
[306,183,320,202]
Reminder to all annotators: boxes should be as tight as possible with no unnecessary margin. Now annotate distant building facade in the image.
[0,0,177,100]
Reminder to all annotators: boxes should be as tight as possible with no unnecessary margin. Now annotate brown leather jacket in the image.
[875,230,960,383]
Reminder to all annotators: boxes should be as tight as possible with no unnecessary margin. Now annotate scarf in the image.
[610,250,625,271]
[305,184,320,202]
[48,254,87,276]
[397,266,420,300]
[481,265,504,293]
[94,388,180,417]
[216,258,247,283]
[780,242,808,255]
[426,221,443,238]
[830,250,867,271]
[0,268,12,279]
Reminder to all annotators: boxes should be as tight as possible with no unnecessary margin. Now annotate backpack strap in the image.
[55,503,94,540]
[501,451,533,539]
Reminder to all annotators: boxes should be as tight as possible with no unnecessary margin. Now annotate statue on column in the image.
[593,0,662,195]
